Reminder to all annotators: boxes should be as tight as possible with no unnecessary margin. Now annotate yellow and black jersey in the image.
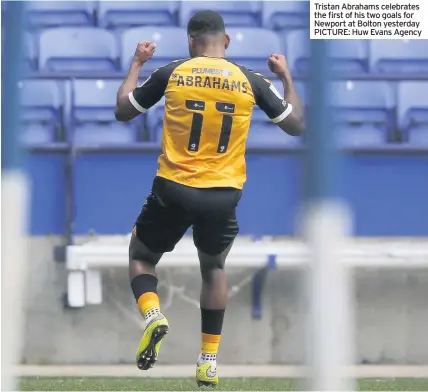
[128,56,292,189]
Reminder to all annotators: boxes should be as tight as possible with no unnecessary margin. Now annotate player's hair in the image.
[187,10,225,37]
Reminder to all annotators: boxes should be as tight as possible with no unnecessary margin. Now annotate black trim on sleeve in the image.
[231,62,289,121]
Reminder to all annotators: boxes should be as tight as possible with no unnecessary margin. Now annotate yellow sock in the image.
[201,333,221,355]
[137,292,160,320]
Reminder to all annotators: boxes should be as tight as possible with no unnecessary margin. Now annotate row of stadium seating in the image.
[16,1,307,30]
[19,27,428,75]
[21,79,428,147]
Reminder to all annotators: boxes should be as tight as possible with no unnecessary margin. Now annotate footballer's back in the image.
[130,56,290,189]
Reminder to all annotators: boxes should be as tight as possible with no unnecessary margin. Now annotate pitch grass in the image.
[20,377,428,391]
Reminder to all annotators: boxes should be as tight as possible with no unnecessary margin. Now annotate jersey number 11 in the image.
[186,100,235,154]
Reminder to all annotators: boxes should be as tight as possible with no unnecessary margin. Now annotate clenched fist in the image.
[267,54,290,77]
[133,41,156,66]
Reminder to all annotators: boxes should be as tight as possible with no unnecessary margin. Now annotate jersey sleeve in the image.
[249,72,293,123]
[128,67,170,113]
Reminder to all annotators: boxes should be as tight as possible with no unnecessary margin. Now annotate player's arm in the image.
[115,41,161,122]
[255,54,305,136]
[268,54,305,135]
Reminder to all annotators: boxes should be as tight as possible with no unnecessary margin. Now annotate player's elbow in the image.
[279,114,305,136]
[114,106,131,122]
[114,107,126,122]
[289,115,305,136]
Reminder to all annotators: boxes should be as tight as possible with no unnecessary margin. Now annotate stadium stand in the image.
[370,40,428,74]
[98,1,179,29]
[25,1,96,29]
[16,1,428,240]
[262,1,308,30]
[72,79,148,146]
[121,27,188,73]
[39,27,118,72]
[226,27,281,74]
[179,1,261,27]
[284,29,368,74]
[330,81,395,146]
[398,82,428,145]
[20,80,64,146]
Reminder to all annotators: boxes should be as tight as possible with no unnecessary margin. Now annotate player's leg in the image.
[193,189,241,387]
[129,177,191,370]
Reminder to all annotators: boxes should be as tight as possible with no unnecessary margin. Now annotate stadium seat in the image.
[179,1,261,27]
[20,80,64,145]
[282,29,308,73]
[331,81,395,145]
[329,40,369,73]
[370,40,428,74]
[262,1,308,30]
[73,123,137,147]
[21,125,54,146]
[247,80,305,148]
[337,127,386,147]
[285,29,368,73]
[25,1,95,28]
[397,82,428,145]
[246,123,300,148]
[72,79,142,145]
[39,28,118,72]
[98,1,179,29]
[121,27,188,73]
[226,28,281,74]
[73,79,123,123]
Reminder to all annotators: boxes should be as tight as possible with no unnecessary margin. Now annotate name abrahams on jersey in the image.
[128,56,292,189]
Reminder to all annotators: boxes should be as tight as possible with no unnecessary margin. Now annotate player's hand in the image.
[267,54,290,77]
[133,41,156,66]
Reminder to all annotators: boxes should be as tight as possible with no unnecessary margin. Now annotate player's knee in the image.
[129,232,162,266]
[200,259,225,283]
[198,242,232,280]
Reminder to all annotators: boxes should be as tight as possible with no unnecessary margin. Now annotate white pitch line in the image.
[14,365,428,378]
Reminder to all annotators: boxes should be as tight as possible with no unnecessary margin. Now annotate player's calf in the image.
[131,272,169,370]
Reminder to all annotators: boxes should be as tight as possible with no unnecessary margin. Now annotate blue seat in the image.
[21,125,54,146]
[98,1,178,29]
[246,124,300,148]
[398,82,428,145]
[73,123,137,147]
[73,79,122,123]
[331,81,395,145]
[370,40,428,74]
[121,27,188,73]
[282,29,308,73]
[72,79,141,146]
[226,28,281,74]
[337,128,386,147]
[262,1,308,30]
[25,1,95,28]
[247,80,305,148]
[285,29,368,73]
[329,40,369,73]
[39,28,118,72]
[20,80,64,145]
[179,1,261,27]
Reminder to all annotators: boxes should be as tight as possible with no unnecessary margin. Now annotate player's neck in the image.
[194,46,225,59]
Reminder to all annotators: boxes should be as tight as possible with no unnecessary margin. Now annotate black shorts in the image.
[133,176,242,256]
